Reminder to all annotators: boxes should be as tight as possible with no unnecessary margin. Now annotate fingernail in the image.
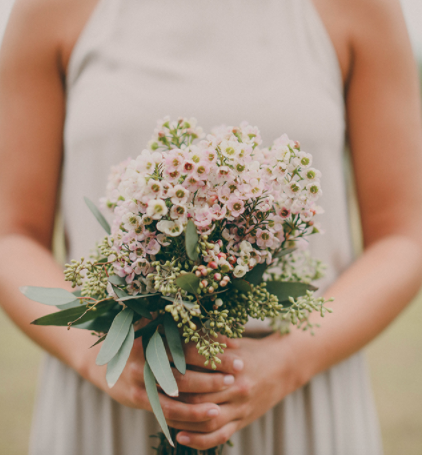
[233,359,244,371]
[207,408,219,417]
[178,435,190,445]
[224,375,235,385]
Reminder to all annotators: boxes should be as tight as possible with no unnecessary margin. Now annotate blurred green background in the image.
[0,4,422,454]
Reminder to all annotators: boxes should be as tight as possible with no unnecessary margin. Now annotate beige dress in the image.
[29,0,383,453]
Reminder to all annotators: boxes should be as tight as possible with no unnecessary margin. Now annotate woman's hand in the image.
[169,334,303,450]
[81,335,236,428]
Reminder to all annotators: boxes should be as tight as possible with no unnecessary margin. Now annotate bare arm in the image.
[0,0,225,423]
[168,0,422,449]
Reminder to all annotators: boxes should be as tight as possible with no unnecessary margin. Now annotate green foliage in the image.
[19,286,77,306]
[185,219,199,261]
[164,313,186,375]
[96,308,134,366]
[146,330,178,397]
[84,197,111,234]
[144,361,174,447]
[175,273,200,294]
[31,300,115,326]
[106,325,134,387]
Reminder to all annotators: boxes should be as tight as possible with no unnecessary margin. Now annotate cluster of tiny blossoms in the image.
[102,117,323,292]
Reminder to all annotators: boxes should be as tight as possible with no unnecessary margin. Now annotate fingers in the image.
[167,403,244,433]
[178,375,253,405]
[176,421,239,450]
[173,368,235,394]
[184,343,245,374]
[130,385,221,422]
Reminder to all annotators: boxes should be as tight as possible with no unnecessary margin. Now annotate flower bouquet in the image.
[20,118,332,454]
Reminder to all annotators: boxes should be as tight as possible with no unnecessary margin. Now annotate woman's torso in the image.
[62,0,353,332]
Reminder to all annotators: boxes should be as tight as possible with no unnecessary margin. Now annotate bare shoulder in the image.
[1,0,100,75]
[312,0,411,86]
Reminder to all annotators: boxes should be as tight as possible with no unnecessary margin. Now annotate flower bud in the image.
[209,261,218,269]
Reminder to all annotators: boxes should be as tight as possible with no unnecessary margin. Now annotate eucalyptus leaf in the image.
[274,247,298,259]
[96,308,134,366]
[90,334,106,348]
[164,314,186,375]
[73,313,118,332]
[175,273,200,294]
[108,275,126,286]
[244,262,269,286]
[20,286,78,306]
[144,361,174,447]
[118,293,158,302]
[185,219,199,261]
[31,301,115,326]
[134,317,162,340]
[124,299,153,319]
[106,325,135,387]
[84,196,111,235]
[265,281,318,303]
[232,279,252,294]
[146,330,179,397]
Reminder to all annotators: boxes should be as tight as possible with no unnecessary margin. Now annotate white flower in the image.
[233,264,248,278]
[156,219,183,237]
[239,240,253,253]
[146,199,168,220]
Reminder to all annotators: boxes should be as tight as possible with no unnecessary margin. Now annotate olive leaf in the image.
[96,308,134,366]
[106,325,135,387]
[232,279,253,294]
[175,273,200,294]
[185,219,199,261]
[164,313,186,375]
[144,361,174,447]
[20,286,78,306]
[243,262,269,286]
[84,196,111,235]
[145,330,178,397]
[108,275,126,286]
[274,247,297,259]
[31,301,115,326]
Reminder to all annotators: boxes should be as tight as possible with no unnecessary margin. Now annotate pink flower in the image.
[210,203,227,221]
[170,184,189,205]
[256,229,274,248]
[227,197,245,218]
[218,186,231,203]
[195,161,211,179]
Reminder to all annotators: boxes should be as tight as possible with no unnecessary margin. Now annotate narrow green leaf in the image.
[74,313,118,332]
[96,308,134,366]
[57,290,83,309]
[144,361,174,447]
[108,275,126,286]
[232,279,252,294]
[164,314,186,375]
[90,334,106,348]
[84,196,111,235]
[118,294,158,302]
[244,262,268,286]
[124,299,153,319]
[31,301,115,326]
[185,219,199,261]
[146,330,178,397]
[134,317,162,340]
[106,325,134,387]
[20,286,78,306]
[175,273,200,294]
[265,281,318,303]
[274,247,298,259]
